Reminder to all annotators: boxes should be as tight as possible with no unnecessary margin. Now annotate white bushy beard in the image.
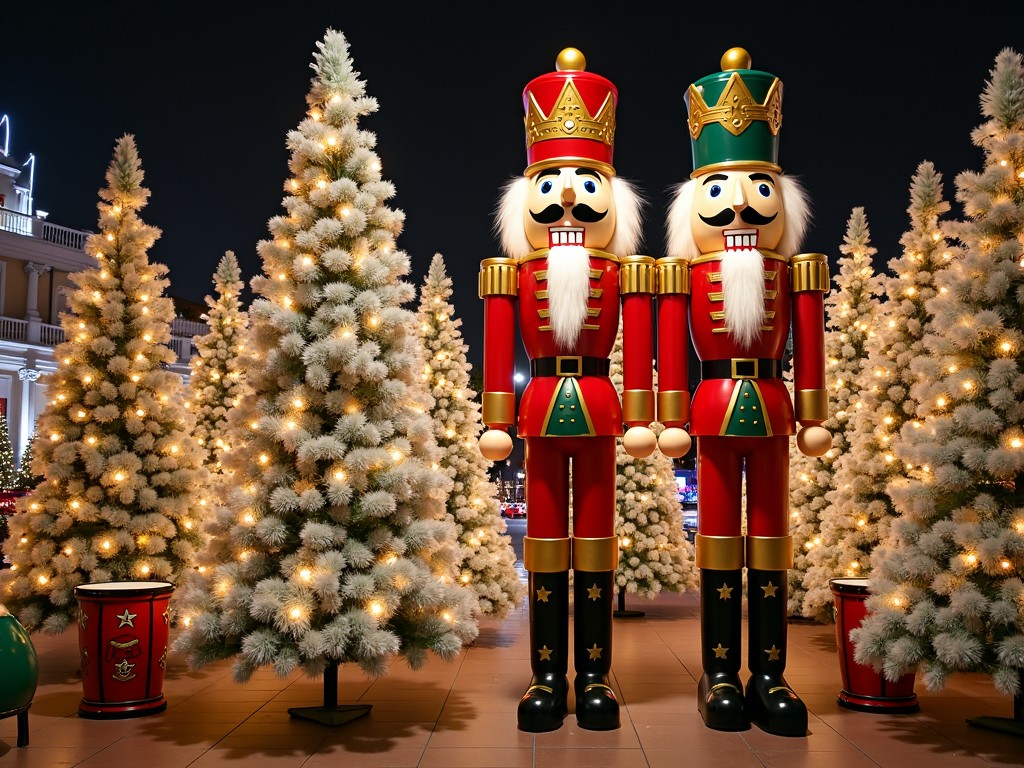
[546,245,591,350]
[720,247,766,349]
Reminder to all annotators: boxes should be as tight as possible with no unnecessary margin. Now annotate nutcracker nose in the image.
[731,179,747,209]
[561,174,576,206]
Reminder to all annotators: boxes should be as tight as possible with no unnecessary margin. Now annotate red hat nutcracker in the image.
[655,47,831,737]
[479,47,656,732]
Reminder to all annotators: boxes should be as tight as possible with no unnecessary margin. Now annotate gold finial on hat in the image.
[556,47,586,72]
[721,47,752,71]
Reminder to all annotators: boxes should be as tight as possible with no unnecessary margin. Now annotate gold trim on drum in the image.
[746,535,794,570]
[795,389,829,423]
[478,258,518,297]
[695,534,745,570]
[524,537,572,572]
[573,536,619,571]
[619,255,655,294]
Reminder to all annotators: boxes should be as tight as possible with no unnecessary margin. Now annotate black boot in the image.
[697,568,748,730]
[517,571,569,732]
[573,570,619,730]
[745,569,807,737]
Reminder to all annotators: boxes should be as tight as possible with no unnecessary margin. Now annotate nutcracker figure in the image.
[478,47,656,733]
[655,47,832,737]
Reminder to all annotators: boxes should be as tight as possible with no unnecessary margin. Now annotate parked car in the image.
[501,502,527,519]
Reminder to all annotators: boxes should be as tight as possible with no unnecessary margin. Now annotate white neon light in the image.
[0,115,8,157]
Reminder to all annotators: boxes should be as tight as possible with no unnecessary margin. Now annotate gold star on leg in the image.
[761,581,779,598]
[587,644,603,660]
[536,586,551,602]
[716,583,734,600]
[538,645,553,661]
[587,583,602,600]
[713,643,729,659]
[765,645,781,661]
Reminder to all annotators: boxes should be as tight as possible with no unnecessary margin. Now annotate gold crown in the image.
[687,72,782,140]
[525,78,616,149]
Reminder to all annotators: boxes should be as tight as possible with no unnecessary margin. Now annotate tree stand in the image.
[288,662,372,726]
[613,589,644,619]
[966,670,1024,737]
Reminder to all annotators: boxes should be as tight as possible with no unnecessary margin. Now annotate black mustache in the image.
[530,203,608,224]
[698,207,778,227]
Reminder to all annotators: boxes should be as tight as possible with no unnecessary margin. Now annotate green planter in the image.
[0,604,39,747]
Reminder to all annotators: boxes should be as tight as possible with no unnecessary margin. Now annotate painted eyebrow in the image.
[575,168,601,179]
[536,169,561,179]
[702,173,729,185]
[749,173,775,183]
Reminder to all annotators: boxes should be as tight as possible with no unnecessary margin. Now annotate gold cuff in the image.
[746,535,794,570]
[622,390,655,424]
[619,255,655,294]
[795,389,828,423]
[657,390,690,424]
[572,536,619,571]
[479,258,518,297]
[482,392,516,426]
[524,537,572,572]
[656,256,691,295]
[790,253,829,293]
[695,535,744,570]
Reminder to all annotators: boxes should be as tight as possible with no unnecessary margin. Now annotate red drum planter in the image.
[74,581,174,719]
[830,577,918,714]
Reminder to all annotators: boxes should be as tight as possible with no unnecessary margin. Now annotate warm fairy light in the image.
[243,512,255,524]
[102,540,111,550]
[87,437,97,445]
[282,297,292,308]
[182,616,192,627]
[140,565,151,575]
[369,601,384,616]
[334,470,345,481]
[621,537,632,548]
[290,608,303,620]
[131,374,140,382]
[891,596,903,607]
[884,454,894,463]
[286,420,297,430]
[883,416,893,425]
[442,612,453,623]
[277,273,287,281]
[71,500,80,509]
[460,573,470,584]
[302,256,313,266]
[948,365,958,373]
[385,554,397,565]
[19,536,27,544]
[445,428,456,438]
[135,408,145,417]
[857,519,866,527]
[83,375,92,384]
[250,421,259,430]
[965,553,977,566]
[259,454,270,465]
[114,471,125,482]
[49,433,60,442]
[368,315,379,328]
[37,575,48,585]
[1001,560,1012,570]
[292,398,304,409]
[963,381,974,391]
[936,397,947,408]
[310,109,321,121]
[299,569,312,581]
[184,519,192,529]
[106,233,114,241]
[391,450,402,461]
[1000,341,1013,353]
[290,179,300,190]
[850,561,860,570]
[1012,439,1022,449]
[316,180,327,190]
[326,135,337,147]
[77,410,86,418]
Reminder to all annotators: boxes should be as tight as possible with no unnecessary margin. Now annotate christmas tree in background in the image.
[416,253,522,618]
[190,250,252,471]
[0,411,18,489]
[14,432,41,491]
[0,135,210,633]
[804,164,952,614]
[172,31,478,722]
[790,207,883,619]
[610,320,696,607]
[854,48,1024,709]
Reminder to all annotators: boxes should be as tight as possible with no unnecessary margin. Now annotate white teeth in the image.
[550,227,583,246]
[724,229,757,250]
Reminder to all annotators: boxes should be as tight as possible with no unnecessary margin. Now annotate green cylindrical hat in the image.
[684,47,783,177]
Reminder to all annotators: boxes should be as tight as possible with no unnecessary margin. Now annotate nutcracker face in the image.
[524,166,616,251]
[691,169,785,254]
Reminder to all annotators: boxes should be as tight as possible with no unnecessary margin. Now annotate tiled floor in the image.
[2,588,1022,767]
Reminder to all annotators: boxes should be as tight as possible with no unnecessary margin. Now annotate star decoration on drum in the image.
[587,644,603,660]
[536,586,551,602]
[765,645,781,662]
[538,645,553,661]
[587,584,602,600]
[717,583,734,599]
[713,643,729,659]
[115,609,137,628]
[761,582,779,598]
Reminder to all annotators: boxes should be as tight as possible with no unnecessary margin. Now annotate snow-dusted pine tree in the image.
[802,164,951,621]
[416,252,522,618]
[0,411,18,489]
[790,207,883,618]
[854,48,1024,701]
[611,320,697,606]
[0,135,210,634]
[14,432,40,491]
[190,250,251,471]
[172,31,478,716]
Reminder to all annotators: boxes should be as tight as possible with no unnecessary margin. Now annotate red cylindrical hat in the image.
[522,48,617,177]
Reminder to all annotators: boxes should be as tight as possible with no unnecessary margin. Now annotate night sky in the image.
[2,4,1017,374]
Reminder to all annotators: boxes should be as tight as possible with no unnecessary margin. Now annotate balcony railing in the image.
[0,208,91,252]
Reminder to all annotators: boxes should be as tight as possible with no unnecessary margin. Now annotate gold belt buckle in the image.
[731,358,758,379]
[555,356,583,377]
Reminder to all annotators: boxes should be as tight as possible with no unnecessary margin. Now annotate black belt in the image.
[530,356,610,377]
[701,358,782,380]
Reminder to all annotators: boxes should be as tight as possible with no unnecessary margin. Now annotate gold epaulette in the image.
[656,256,691,295]
[479,257,518,297]
[619,255,655,294]
[790,253,829,293]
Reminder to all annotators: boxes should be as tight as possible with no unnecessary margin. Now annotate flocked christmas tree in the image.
[802,164,952,618]
[0,411,19,489]
[190,250,252,471]
[415,252,522,618]
[172,30,477,724]
[610,320,696,610]
[853,49,1024,722]
[790,207,883,619]
[0,135,210,633]
[14,431,41,491]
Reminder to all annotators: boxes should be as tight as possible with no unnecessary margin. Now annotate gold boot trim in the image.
[745,535,793,570]
[572,536,619,571]
[695,535,745,570]
[524,537,572,572]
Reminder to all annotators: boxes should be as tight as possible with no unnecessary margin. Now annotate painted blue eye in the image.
[583,179,597,194]
[757,183,772,198]
[540,180,553,194]
[708,184,723,198]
